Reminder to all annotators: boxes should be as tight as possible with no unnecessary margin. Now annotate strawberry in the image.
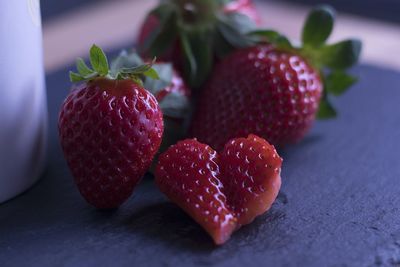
[191,6,362,149]
[155,134,282,244]
[138,0,260,87]
[220,135,282,226]
[111,52,191,152]
[155,139,237,245]
[59,45,164,209]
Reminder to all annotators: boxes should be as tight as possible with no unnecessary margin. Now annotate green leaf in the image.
[317,98,337,119]
[158,92,190,118]
[180,32,197,84]
[213,28,235,58]
[180,30,213,88]
[89,44,109,75]
[76,58,93,76]
[248,29,281,42]
[143,67,160,80]
[110,50,143,76]
[120,65,151,75]
[217,20,255,49]
[69,71,85,82]
[320,39,362,69]
[302,5,335,47]
[144,63,174,95]
[248,29,293,50]
[223,12,258,35]
[141,5,177,57]
[325,71,357,96]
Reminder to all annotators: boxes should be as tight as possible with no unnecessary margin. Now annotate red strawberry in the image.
[137,0,260,87]
[191,6,362,149]
[155,139,237,245]
[191,45,323,150]
[155,134,282,244]
[111,52,191,153]
[59,45,164,209]
[220,135,282,226]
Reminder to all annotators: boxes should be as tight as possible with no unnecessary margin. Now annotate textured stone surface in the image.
[0,64,400,267]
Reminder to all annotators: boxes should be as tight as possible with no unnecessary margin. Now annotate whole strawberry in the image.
[138,0,260,87]
[155,135,282,244]
[191,6,362,149]
[59,45,164,209]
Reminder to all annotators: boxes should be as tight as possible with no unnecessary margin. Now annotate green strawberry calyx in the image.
[140,0,258,88]
[69,44,160,86]
[70,45,190,120]
[249,5,362,119]
[111,50,191,119]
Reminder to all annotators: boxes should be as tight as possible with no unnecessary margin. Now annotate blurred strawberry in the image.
[137,0,260,87]
[155,139,237,245]
[59,45,164,209]
[191,6,362,149]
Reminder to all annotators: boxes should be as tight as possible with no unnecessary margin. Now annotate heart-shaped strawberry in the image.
[155,134,282,244]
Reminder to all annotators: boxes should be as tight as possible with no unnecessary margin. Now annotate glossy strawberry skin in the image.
[155,139,237,245]
[155,135,282,244]
[59,78,163,209]
[191,45,323,150]
[220,135,282,226]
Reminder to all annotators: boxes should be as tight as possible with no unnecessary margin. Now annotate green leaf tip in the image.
[89,44,109,76]
[320,39,362,69]
[317,98,337,119]
[69,45,160,85]
[325,71,357,96]
[302,5,336,48]
[295,6,362,120]
[248,30,293,50]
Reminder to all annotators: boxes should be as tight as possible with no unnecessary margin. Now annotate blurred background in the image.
[41,0,400,73]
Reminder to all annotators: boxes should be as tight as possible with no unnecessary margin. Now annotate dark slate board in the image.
[1,63,400,267]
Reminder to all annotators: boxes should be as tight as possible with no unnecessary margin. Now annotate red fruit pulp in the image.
[155,139,237,244]
[155,135,282,244]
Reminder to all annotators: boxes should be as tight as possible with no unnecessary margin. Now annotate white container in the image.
[0,0,47,203]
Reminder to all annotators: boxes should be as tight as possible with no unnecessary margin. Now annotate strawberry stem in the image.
[173,0,217,26]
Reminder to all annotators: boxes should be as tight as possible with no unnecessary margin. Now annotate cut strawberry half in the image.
[220,135,282,226]
[155,139,237,245]
[155,134,282,244]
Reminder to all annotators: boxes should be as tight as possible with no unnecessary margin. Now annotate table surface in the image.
[1,62,400,267]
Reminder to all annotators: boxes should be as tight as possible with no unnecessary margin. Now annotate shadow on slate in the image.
[0,62,400,267]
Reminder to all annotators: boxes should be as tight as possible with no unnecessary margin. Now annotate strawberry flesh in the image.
[220,134,282,226]
[155,135,282,244]
[155,139,237,245]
